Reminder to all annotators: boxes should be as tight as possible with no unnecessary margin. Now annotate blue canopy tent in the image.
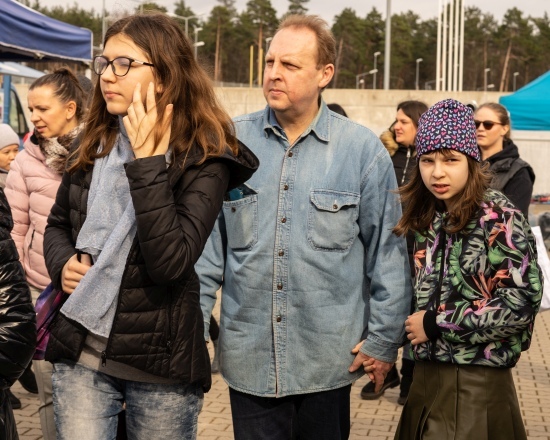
[499,71,550,131]
[0,0,92,128]
[0,0,92,62]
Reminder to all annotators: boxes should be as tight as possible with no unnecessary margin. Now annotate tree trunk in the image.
[333,37,344,88]
[214,17,221,82]
[257,24,263,86]
[500,39,512,92]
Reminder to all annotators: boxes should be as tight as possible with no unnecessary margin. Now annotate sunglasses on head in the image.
[474,120,502,130]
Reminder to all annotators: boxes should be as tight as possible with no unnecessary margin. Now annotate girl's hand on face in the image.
[123,82,173,159]
[405,311,429,345]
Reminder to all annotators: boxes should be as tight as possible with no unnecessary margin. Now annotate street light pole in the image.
[373,51,381,89]
[265,37,272,54]
[101,0,106,45]
[513,71,519,91]
[484,67,490,91]
[194,27,203,59]
[415,58,423,90]
[167,12,204,37]
[384,0,391,90]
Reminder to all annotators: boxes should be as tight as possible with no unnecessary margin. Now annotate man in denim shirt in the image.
[198,14,412,439]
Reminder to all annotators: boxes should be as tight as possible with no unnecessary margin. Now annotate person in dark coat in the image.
[327,102,348,117]
[475,102,534,216]
[0,188,36,439]
[43,14,258,440]
[361,100,428,405]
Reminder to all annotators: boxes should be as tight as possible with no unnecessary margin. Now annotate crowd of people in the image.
[0,11,544,440]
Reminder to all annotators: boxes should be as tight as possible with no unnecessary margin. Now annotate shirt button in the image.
[281,217,286,223]
[288,152,293,157]
[278,250,284,256]
[283,184,289,190]
[231,207,236,212]
[333,204,338,210]
[277,283,283,290]
[276,315,282,322]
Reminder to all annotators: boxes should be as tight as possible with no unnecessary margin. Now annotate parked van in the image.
[0,79,29,141]
[0,62,44,143]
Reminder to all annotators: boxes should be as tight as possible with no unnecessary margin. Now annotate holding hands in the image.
[123,82,173,159]
[405,311,429,345]
[349,341,394,393]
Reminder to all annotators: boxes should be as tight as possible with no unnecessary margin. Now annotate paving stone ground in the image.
[14,307,550,440]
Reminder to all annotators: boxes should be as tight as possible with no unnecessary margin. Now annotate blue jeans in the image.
[229,385,351,440]
[52,361,203,440]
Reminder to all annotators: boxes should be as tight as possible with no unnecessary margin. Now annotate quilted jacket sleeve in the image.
[43,171,78,291]
[4,152,30,261]
[0,189,36,389]
[125,155,230,284]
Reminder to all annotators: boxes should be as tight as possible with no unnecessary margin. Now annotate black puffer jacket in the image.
[0,189,36,439]
[44,143,258,392]
[485,138,535,217]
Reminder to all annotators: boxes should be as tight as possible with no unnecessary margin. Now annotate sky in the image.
[36,0,549,24]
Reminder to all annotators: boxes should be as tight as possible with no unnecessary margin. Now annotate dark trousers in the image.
[229,385,351,440]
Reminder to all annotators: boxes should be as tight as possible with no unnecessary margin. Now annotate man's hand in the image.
[405,311,429,345]
[349,341,395,393]
[61,253,92,293]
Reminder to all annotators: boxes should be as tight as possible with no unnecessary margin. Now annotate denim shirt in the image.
[198,102,412,397]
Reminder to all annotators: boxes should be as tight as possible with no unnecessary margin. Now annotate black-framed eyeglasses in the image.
[474,120,502,130]
[92,56,154,77]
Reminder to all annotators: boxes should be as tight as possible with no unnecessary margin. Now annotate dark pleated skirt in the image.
[394,361,527,440]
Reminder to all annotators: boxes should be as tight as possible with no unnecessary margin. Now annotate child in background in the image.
[391,99,542,440]
[0,124,20,188]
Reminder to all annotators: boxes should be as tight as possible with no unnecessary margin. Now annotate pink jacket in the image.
[5,137,62,290]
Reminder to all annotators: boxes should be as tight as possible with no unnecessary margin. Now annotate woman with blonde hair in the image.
[5,67,87,437]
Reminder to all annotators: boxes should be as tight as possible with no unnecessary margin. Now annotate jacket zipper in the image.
[430,228,447,359]
[29,229,35,249]
[27,229,36,270]
[102,238,139,368]
[166,285,173,357]
[401,147,412,185]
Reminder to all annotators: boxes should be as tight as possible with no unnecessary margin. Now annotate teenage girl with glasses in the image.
[43,13,258,439]
[474,102,534,216]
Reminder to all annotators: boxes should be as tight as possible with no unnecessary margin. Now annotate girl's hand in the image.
[61,253,92,293]
[123,82,173,159]
[405,311,429,345]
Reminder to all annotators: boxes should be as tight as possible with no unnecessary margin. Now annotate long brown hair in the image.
[69,13,237,172]
[394,149,492,236]
[396,100,428,130]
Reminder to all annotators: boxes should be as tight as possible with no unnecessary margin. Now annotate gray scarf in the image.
[60,122,136,338]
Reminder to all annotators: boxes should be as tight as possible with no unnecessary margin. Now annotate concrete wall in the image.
[215,87,550,195]
[15,83,550,194]
[214,88,507,135]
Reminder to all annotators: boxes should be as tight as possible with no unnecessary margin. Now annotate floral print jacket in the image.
[412,189,542,368]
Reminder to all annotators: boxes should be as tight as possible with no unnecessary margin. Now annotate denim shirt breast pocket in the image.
[222,187,259,251]
[307,189,360,252]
